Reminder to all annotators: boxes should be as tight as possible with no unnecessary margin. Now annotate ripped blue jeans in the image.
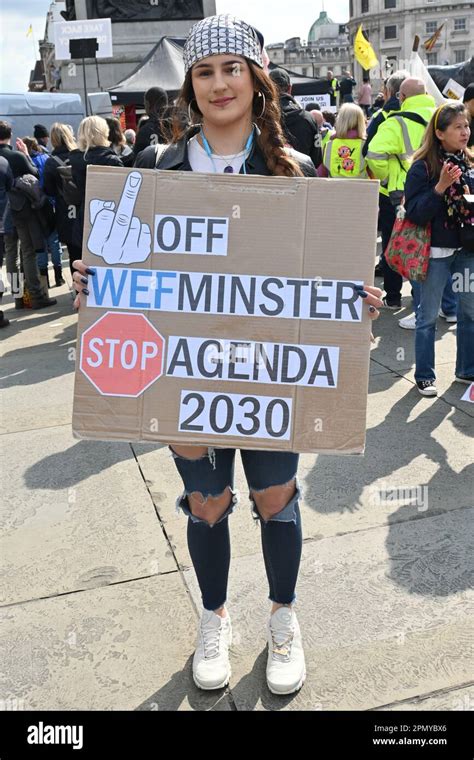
[170,447,302,611]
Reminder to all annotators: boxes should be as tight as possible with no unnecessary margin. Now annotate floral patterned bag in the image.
[385,205,431,282]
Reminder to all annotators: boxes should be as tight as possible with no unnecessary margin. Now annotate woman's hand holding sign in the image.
[87,171,151,265]
[353,283,383,343]
[353,284,383,319]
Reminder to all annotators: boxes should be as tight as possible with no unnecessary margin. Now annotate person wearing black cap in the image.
[269,68,322,168]
[133,87,169,157]
[463,83,474,148]
[34,124,50,154]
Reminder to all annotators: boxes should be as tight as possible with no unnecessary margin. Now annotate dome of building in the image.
[308,11,335,42]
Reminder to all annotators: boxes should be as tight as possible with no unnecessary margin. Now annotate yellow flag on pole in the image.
[354,24,379,70]
[26,24,33,37]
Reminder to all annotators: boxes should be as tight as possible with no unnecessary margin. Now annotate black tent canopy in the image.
[108,37,186,104]
[268,63,332,97]
[108,40,332,105]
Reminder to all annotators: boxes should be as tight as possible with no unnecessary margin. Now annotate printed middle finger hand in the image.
[87,208,116,258]
[105,172,143,251]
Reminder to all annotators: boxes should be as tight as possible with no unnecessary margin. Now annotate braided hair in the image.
[170,61,304,177]
[250,62,303,177]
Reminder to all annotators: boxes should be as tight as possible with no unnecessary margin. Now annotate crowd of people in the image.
[1,64,473,392]
[1,12,473,699]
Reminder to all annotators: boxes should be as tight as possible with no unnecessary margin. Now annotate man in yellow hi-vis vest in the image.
[366,78,436,308]
[326,70,338,107]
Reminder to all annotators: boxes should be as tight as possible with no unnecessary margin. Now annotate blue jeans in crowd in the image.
[411,275,458,315]
[415,250,474,382]
[170,447,302,611]
[36,230,62,270]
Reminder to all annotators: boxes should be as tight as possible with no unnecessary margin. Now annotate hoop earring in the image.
[255,91,266,120]
[187,100,200,125]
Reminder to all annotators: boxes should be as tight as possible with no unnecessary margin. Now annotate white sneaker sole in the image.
[417,387,437,397]
[267,668,307,696]
[398,322,416,330]
[193,666,231,691]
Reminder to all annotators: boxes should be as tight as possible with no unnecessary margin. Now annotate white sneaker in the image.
[266,607,306,695]
[438,309,457,323]
[192,609,232,690]
[399,313,416,330]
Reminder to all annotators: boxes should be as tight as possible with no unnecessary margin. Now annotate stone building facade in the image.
[266,11,351,79]
[347,0,473,81]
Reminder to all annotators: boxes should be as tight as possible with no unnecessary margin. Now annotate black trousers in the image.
[66,243,82,275]
[379,193,402,303]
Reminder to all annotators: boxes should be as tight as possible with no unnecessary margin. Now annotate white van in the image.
[0,91,113,146]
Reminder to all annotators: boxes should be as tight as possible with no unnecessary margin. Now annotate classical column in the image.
[75,0,88,20]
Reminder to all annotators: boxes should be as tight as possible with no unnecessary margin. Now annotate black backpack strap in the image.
[155,142,169,168]
[388,112,429,159]
[388,111,428,128]
[50,155,66,167]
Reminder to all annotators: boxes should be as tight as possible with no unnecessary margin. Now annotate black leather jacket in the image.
[134,127,317,177]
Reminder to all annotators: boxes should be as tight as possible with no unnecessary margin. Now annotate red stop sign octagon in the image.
[80,312,165,397]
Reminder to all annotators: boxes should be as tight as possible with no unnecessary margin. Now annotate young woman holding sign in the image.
[404,101,474,396]
[72,14,382,696]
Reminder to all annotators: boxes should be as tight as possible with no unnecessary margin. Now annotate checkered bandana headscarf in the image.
[183,14,264,74]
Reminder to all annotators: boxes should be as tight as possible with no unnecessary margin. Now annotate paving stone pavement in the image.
[0,269,472,711]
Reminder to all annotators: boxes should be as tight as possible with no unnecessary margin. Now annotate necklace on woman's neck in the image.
[199,127,254,174]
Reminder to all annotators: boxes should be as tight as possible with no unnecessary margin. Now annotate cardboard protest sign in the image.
[72,166,379,454]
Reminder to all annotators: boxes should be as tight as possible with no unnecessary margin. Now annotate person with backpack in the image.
[363,71,409,158]
[269,68,322,168]
[0,154,13,327]
[72,14,383,696]
[318,103,368,178]
[69,116,123,254]
[23,136,65,289]
[0,121,57,309]
[44,122,82,277]
[133,86,169,157]
[366,78,436,308]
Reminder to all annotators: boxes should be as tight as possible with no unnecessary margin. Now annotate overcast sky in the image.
[0,0,349,92]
